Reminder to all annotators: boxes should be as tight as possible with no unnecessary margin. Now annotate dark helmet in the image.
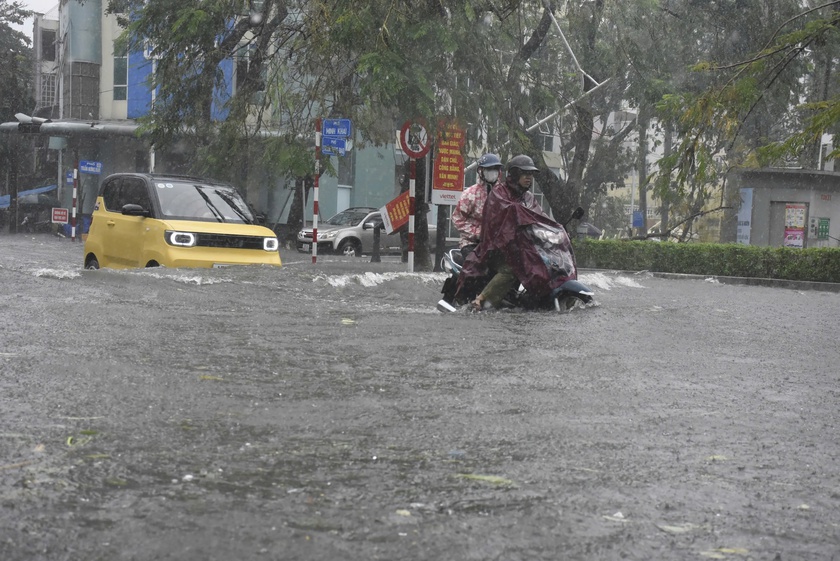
[477,153,502,168]
[507,154,539,174]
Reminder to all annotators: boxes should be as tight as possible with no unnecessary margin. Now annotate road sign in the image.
[321,118,353,157]
[322,136,351,156]
[323,118,352,138]
[66,171,74,184]
[79,160,102,175]
[632,210,645,228]
[399,120,430,159]
[51,207,69,224]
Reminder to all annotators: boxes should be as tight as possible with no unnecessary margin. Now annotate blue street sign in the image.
[322,136,348,156]
[632,210,645,228]
[79,160,102,175]
[323,118,352,138]
[66,171,74,184]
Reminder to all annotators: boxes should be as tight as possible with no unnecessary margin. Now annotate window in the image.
[113,41,127,101]
[123,178,151,208]
[102,178,123,211]
[235,47,250,93]
[40,73,57,107]
[234,43,265,101]
[40,29,56,62]
[102,178,150,211]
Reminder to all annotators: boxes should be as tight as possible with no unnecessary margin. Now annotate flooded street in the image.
[2,234,839,560]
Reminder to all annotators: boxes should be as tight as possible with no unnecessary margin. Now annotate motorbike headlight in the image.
[166,231,196,247]
[263,237,279,251]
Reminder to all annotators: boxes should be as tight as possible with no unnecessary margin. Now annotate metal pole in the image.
[408,158,416,273]
[541,0,601,89]
[312,118,321,264]
[71,161,78,242]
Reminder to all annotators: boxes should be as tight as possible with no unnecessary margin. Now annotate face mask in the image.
[483,169,499,183]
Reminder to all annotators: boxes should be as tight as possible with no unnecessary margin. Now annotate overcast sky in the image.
[12,0,60,40]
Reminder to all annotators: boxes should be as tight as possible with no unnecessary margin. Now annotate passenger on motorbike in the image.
[452,153,503,260]
[458,154,577,310]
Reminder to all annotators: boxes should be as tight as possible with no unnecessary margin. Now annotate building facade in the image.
[726,168,840,248]
[16,0,412,230]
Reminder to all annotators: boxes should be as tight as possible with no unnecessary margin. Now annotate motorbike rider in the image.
[451,153,503,259]
[458,154,575,310]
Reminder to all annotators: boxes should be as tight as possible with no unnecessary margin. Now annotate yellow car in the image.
[84,174,281,269]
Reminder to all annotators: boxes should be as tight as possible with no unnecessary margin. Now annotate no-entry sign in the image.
[399,120,430,159]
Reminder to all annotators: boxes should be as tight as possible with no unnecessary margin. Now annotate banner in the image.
[736,188,753,245]
[379,190,410,234]
[431,121,466,205]
[784,203,807,248]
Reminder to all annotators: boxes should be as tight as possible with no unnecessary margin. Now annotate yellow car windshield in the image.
[155,181,255,224]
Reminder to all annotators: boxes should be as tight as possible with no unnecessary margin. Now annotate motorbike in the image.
[437,207,595,313]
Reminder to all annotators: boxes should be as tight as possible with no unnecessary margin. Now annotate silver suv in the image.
[296,207,437,257]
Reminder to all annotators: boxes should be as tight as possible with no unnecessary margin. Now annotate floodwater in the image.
[1,234,839,560]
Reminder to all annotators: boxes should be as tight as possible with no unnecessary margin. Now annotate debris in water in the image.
[603,511,627,522]
[456,473,515,487]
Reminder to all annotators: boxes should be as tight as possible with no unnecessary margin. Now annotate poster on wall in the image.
[736,188,753,245]
[784,203,807,248]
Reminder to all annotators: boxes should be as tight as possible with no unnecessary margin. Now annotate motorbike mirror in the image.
[563,206,585,229]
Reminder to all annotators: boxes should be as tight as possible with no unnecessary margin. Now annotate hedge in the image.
[572,239,840,284]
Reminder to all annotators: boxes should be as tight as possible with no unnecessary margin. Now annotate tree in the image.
[1,0,34,233]
[658,1,840,191]
[0,0,32,125]
[115,0,822,260]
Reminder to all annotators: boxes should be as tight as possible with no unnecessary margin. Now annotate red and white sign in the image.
[379,190,410,235]
[399,120,430,159]
[783,203,807,248]
[51,207,69,224]
[432,121,466,205]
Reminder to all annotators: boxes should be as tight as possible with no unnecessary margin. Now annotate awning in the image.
[0,184,58,209]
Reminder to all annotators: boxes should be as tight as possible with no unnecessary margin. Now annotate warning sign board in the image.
[51,207,69,224]
[432,121,466,205]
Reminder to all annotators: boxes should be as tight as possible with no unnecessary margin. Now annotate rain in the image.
[1,234,839,560]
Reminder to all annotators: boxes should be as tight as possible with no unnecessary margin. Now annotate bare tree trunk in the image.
[660,121,673,234]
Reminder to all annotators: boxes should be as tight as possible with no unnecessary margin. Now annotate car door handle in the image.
[106,220,116,227]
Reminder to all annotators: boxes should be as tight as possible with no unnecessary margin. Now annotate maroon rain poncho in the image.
[457,178,577,297]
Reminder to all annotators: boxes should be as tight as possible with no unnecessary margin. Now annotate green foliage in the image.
[574,239,840,283]
[661,1,840,178]
[0,0,34,181]
[0,0,33,122]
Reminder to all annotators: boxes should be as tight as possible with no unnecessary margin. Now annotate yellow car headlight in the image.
[264,237,279,251]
